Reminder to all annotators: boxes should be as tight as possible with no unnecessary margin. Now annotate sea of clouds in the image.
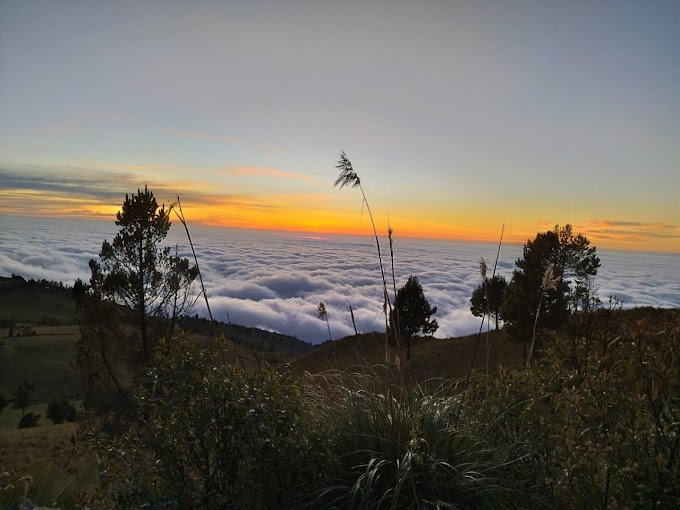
[1,216,679,344]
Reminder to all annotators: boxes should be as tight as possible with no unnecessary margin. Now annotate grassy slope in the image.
[0,275,316,430]
[294,328,525,382]
[0,277,77,324]
[0,326,81,403]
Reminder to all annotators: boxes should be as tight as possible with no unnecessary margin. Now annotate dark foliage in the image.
[390,275,438,359]
[13,381,35,415]
[75,188,198,420]
[465,308,680,508]
[470,275,508,330]
[97,338,327,509]
[88,186,198,362]
[46,399,77,424]
[501,225,600,354]
[17,412,40,429]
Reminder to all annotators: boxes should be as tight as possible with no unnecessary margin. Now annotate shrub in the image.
[96,337,326,509]
[18,412,40,428]
[47,399,77,424]
[463,308,680,508]
[13,381,35,414]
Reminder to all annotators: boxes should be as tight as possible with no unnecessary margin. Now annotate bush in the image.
[463,308,680,508]
[47,399,77,424]
[96,337,326,509]
[18,412,40,428]
[13,381,35,413]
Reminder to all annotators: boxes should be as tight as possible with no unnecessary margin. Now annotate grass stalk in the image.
[171,196,229,363]
[527,264,558,366]
[336,151,393,363]
[456,224,505,423]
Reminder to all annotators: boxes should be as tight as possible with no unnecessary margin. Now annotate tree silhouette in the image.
[89,186,198,362]
[47,399,77,424]
[470,274,507,330]
[501,224,600,359]
[13,381,34,415]
[390,275,438,359]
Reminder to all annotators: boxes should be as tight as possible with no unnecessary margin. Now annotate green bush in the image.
[463,309,680,508]
[96,337,326,509]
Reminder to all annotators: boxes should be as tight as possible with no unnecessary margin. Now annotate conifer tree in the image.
[89,186,198,361]
[390,275,438,358]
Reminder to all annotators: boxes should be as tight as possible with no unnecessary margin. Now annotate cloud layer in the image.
[1,216,679,344]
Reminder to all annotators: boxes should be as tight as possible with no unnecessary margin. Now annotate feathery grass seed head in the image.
[335,151,361,189]
[541,264,559,291]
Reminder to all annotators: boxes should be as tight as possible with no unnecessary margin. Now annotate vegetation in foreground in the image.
[75,307,679,509]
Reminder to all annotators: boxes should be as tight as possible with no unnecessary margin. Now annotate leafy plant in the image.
[95,337,326,509]
[463,308,680,508]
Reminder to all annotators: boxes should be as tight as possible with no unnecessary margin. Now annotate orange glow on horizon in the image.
[1,188,678,253]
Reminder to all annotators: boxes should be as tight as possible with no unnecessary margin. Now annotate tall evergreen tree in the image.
[88,186,198,361]
[501,224,600,358]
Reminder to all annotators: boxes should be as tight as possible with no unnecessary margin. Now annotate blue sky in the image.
[1,0,679,250]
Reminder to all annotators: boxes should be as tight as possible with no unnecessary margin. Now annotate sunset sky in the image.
[1,0,679,252]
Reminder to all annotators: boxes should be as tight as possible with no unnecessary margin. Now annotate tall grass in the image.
[309,368,518,509]
[335,152,392,338]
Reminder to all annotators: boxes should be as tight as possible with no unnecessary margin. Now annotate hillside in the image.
[294,328,525,382]
[0,275,77,324]
[0,275,316,418]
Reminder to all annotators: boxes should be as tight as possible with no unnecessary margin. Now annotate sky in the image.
[1,0,679,252]
[2,216,679,343]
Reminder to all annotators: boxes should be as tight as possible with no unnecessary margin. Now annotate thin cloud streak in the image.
[537,220,680,246]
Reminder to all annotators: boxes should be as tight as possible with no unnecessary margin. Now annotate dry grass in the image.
[294,330,525,383]
[0,422,99,508]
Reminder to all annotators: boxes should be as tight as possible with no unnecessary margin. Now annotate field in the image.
[0,326,81,405]
[0,422,98,509]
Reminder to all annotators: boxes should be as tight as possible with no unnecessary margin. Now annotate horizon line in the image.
[2,212,678,256]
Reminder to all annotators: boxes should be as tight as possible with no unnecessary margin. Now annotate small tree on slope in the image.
[390,275,438,359]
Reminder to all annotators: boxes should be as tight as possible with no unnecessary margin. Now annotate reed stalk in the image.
[170,196,229,364]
